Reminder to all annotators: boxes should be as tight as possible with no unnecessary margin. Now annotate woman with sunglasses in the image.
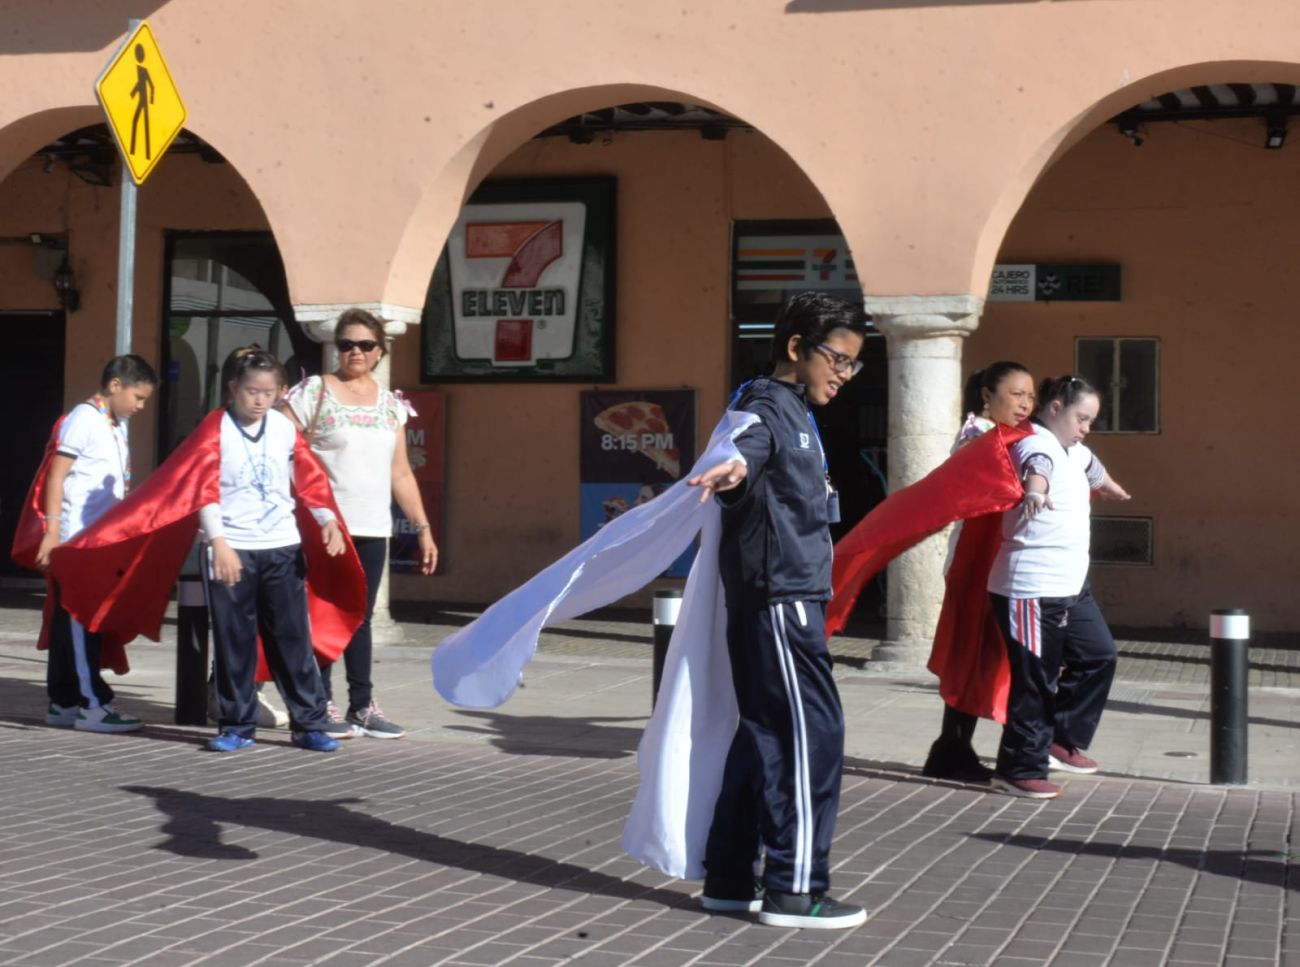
[281,308,438,739]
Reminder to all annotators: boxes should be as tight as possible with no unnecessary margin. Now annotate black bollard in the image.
[651,589,682,708]
[175,572,209,726]
[1209,608,1249,785]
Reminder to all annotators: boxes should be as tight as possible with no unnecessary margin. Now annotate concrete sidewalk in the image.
[0,599,1296,966]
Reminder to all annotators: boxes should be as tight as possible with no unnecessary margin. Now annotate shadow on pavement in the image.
[447,709,643,759]
[1106,698,1298,731]
[969,832,1292,889]
[122,785,693,907]
[0,675,180,729]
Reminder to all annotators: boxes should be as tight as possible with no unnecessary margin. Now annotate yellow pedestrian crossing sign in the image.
[95,21,187,185]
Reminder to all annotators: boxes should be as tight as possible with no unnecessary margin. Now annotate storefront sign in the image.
[390,389,446,574]
[423,178,616,381]
[731,220,865,324]
[989,264,1121,302]
[579,389,696,578]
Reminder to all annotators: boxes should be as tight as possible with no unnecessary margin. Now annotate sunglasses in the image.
[337,339,380,353]
[815,342,863,378]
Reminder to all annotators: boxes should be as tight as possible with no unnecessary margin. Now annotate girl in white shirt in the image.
[201,350,346,753]
[988,375,1130,799]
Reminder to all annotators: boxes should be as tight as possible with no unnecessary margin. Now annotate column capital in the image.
[294,302,422,343]
[864,294,984,340]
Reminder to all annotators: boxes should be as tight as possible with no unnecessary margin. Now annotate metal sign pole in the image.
[115,174,137,355]
[112,17,141,357]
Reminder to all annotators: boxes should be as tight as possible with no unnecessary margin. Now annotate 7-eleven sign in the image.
[447,201,586,366]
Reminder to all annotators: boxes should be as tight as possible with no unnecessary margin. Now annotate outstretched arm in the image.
[688,460,748,504]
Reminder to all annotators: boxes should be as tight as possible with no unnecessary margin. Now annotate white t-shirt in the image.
[57,401,130,542]
[284,375,412,538]
[987,422,1097,599]
[198,409,332,550]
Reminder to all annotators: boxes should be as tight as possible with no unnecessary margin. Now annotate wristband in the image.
[411,522,431,533]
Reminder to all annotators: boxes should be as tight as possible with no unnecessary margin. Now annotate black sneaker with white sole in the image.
[701,875,764,913]
[346,700,406,739]
[758,891,867,929]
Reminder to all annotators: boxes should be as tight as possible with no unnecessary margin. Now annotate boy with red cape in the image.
[826,421,1033,727]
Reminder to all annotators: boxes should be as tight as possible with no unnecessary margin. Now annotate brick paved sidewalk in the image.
[0,708,1295,967]
[0,594,1297,965]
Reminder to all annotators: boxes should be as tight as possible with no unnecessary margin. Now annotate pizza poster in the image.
[579,389,697,578]
[390,389,446,574]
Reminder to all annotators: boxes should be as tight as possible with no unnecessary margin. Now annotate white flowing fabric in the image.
[432,410,759,878]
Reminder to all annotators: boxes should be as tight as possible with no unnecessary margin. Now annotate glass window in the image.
[1075,337,1159,433]
[161,233,317,455]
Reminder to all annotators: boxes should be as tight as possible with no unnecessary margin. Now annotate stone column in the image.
[296,302,422,645]
[862,295,983,669]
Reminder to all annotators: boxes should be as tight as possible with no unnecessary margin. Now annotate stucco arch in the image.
[381,82,851,312]
[0,105,291,267]
[972,59,1300,295]
[0,106,103,182]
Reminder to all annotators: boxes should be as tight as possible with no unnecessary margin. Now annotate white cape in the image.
[432,410,759,878]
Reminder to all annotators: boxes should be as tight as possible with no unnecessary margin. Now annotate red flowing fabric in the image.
[43,409,366,675]
[826,422,1032,722]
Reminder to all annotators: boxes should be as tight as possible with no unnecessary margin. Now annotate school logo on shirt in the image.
[798,432,812,450]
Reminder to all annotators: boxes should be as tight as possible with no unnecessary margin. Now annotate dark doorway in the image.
[0,311,66,578]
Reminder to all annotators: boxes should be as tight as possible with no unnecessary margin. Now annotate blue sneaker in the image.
[291,730,339,752]
[207,731,255,753]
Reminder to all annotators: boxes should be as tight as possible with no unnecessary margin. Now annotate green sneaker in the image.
[75,704,142,733]
[46,703,79,728]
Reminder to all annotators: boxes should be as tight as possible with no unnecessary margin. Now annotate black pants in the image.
[46,585,114,709]
[704,600,844,895]
[321,536,385,713]
[991,583,1117,779]
[204,544,328,737]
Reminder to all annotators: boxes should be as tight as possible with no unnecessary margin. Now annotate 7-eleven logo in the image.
[450,202,585,366]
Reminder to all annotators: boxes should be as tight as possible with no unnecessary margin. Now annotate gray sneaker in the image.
[347,700,406,739]
[758,891,867,930]
[322,700,359,739]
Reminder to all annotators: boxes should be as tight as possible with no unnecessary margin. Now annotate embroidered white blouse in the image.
[284,375,414,538]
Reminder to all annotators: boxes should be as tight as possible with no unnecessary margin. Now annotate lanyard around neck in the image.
[89,395,131,490]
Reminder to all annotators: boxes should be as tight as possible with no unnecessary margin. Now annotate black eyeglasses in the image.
[337,339,380,353]
[815,343,864,378]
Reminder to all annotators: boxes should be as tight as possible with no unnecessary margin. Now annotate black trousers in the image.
[321,535,385,713]
[204,544,328,737]
[704,600,845,895]
[991,583,1117,779]
[46,585,114,709]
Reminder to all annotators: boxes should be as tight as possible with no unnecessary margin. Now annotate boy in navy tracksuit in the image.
[689,292,869,930]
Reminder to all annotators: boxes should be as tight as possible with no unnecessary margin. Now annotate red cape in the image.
[826,422,1031,722]
[43,408,366,675]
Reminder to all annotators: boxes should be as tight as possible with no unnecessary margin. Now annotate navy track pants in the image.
[991,583,1117,779]
[704,599,845,895]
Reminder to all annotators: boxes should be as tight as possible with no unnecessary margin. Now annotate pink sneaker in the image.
[1049,743,1098,774]
[992,775,1061,799]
